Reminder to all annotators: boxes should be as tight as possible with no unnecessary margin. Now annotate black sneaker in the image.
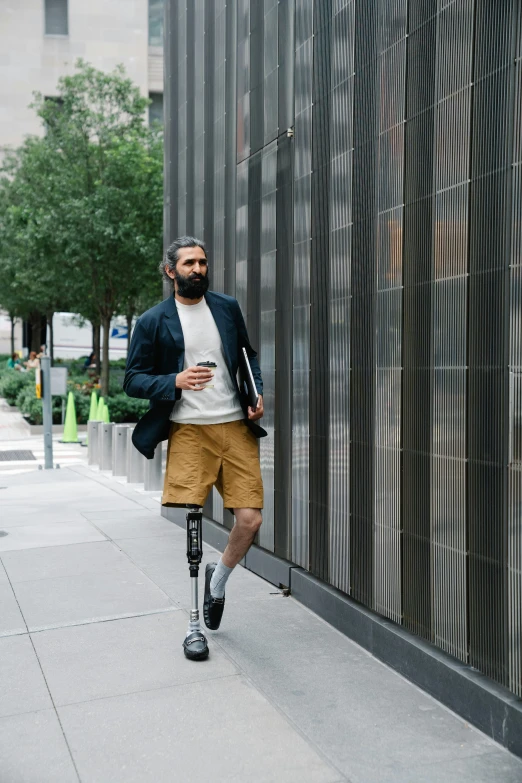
[203,562,226,630]
[182,631,209,661]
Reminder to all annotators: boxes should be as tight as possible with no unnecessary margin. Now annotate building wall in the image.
[165,0,522,697]
[0,0,163,156]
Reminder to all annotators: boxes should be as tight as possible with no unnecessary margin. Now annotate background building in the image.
[164,0,522,703]
[0,0,164,354]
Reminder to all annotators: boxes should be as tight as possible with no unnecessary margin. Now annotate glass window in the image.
[45,0,68,36]
[149,0,164,47]
[149,92,164,126]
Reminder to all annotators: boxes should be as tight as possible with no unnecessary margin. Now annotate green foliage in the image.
[0,370,33,405]
[0,60,163,397]
[15,386,44,425]
[107,393,149,423]
[8,378,146,425]
[0,356,145,425]
[13,384,89,425]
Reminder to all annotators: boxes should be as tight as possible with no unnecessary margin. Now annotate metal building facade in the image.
[164,0,522,697]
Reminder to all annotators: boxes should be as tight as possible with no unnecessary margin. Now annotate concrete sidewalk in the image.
[0,465,521,783]
[0,398,87,475]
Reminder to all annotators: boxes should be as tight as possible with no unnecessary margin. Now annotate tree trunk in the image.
[29,312,42,354]
[10,315,15,355]
[101,314,111,399]
[126,312,133,356]
[92,322,101,373]
[47,312,54,363]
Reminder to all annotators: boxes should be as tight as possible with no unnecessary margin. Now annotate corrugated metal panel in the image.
[373,1,406,625]
[259,141,278,551]
[349,0,379,609]
[430,0,474,664]
[468,0,518,688]
[508,28,522,699]
[328,0,354,596]
[292,0,313,570]
[401,7,438,642]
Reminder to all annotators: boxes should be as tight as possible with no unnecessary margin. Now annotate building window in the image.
[45,0,68,36]
[149,0,164,47]
[149,92,164,126]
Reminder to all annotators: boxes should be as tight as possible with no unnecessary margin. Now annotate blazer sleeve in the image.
[233,299,263,396]
[123,317,181,402]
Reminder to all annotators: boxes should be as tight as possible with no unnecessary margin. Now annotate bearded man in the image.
[124,236,265,659]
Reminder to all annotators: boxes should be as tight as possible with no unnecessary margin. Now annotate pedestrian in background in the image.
[6,353,24,371]
[24,351,40,370]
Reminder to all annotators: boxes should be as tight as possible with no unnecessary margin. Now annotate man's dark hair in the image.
[160,236,207,282]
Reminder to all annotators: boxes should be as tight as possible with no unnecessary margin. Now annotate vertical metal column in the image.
[112,424,129,476]
[88,421,100,466]
[40,356,53,470]
[100,422,114,471]
[126,426,145,483]
[144,444,163,491]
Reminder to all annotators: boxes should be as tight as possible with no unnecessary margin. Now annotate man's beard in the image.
[174,270,209,299]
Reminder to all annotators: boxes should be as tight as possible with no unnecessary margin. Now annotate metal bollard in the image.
[144,443,163,491]
[88,421,100,465]
[100,422,114,471]
[112,424,130,476]
[126,426,145,483]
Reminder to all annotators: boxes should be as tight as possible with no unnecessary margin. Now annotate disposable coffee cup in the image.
[196,361,216,389]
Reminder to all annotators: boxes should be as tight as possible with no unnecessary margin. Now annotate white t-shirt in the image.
[170,298,244,425]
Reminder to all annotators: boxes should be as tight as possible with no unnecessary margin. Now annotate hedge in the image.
[0,368,34,405]
[0,362,148,425]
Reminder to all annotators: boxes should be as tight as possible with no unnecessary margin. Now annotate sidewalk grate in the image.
[0,450,36,461]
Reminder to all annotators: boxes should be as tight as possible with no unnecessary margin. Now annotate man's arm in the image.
[233,300,263,396]
[123,318,181,402]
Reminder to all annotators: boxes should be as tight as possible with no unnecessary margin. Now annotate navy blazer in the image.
[123,291,267,459]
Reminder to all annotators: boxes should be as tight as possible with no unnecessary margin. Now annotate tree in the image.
[32,61,163,395]
[0,138,81,358]
[0,60,163,393]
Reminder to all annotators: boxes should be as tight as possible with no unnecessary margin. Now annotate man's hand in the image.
[175,365,214,391]
[248,395,264,421]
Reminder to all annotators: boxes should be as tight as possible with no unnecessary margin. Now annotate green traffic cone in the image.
[61,392,79,443]
[88,391,98,421]
[96,396,105,420]
[103,402,110,423]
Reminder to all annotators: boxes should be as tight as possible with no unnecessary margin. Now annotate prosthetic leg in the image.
[182,505,209,661]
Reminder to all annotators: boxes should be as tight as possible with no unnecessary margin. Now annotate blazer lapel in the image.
[164,295,185,370]
[205,292,234,375]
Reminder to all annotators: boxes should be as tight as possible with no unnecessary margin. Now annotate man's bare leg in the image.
[208,508,262,603]
[221,507,263,568]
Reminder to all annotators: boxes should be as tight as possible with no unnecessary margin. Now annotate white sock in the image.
[210,557,233,599]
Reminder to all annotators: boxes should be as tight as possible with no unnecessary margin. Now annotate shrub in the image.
[0,360,147,425]
[0,370,34,405]
[107,393,149,423]
[14,385,44,424]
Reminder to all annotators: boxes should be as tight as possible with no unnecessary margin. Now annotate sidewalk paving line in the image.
[27,605,181,634]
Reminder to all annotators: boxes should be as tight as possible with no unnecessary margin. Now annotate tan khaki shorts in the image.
[162,420,264,511]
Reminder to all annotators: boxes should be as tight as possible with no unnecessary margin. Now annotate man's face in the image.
[167,246,209,299]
